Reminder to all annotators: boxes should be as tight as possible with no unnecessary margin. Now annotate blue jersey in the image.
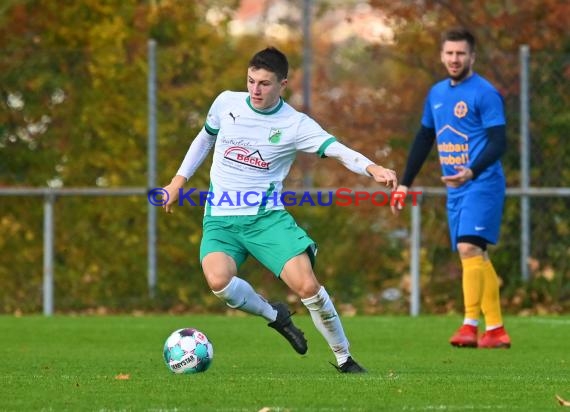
[421,73,506,197]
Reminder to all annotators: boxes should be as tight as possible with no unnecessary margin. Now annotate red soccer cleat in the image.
[478,326,511,349]
[449,324,478,348]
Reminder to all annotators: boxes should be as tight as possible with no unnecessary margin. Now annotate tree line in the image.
[0,0,568,314]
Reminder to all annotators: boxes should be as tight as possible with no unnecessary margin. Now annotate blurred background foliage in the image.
[0,0,569,315]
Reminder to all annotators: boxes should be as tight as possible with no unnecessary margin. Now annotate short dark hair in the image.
[441,28,476,52]
[248,47,288,80]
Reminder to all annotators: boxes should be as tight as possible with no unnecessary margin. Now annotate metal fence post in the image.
[148,39,157,299]
[302,0,314,188]
[43,193,55,316]
[410,191,422,316]
[520,45,530,281]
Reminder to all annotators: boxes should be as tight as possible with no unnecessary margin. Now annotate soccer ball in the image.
[163,328,214,374]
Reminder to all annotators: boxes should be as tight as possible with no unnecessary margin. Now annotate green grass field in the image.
[1,314,569,411]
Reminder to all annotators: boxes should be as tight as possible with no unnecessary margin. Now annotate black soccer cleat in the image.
[332,356,367,374]
[267,302,308,355]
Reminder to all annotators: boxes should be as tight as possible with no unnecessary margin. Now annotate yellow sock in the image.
[481,259,503,328]
[461,256,485,321]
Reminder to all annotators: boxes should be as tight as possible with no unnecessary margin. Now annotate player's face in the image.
[247,67,287,110]
[440,40,475,84]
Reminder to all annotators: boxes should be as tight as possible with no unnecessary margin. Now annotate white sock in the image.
[212,276,276,321]
[301,286,350,366]
[463,318,479,327]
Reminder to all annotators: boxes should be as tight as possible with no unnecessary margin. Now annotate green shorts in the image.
[200,210,317,277]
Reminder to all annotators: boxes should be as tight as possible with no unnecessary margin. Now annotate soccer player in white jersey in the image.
[162,47,398,373]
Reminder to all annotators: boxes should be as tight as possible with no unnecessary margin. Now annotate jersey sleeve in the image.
[420,91,435,128]
[175,127,216,179]
[322,141,374,176]
[295,114,336,155]
[204,91,229,135]
[479,88,506,128]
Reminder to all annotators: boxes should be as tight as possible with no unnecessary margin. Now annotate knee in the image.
[202,252,236,291]
[302,286,325,310]
[457,242,483,259]
[211,276,239,306]
[203,267,231,291]
[205,275,230,293]
[296,280,321,300]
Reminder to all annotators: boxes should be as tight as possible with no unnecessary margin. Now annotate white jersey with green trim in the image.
[203,91,335,216]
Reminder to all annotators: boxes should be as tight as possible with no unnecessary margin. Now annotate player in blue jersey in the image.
[392,28,511,348]
[162,47,398,372]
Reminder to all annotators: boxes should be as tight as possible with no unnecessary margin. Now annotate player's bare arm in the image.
[390,184,409,215]
[365,164,398,191]
[162,175,186,213]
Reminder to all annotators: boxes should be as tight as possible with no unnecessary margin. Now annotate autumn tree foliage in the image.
[0,0,244,312]
[287,0,570,313]
[0,0,568,314]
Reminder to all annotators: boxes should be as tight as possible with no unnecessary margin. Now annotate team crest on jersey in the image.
[454,101,468,118]
[268,128,282,144]
[223,146,270,170]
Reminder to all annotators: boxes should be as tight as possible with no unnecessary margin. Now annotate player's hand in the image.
[441,166,473,188]
[390,184,408,216]
[162,175,186,213]
[366,164,398,191]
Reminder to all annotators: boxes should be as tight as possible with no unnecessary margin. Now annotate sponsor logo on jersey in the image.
[223,147,270,170]
[437,125,470,166]
[220,137,252,147]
